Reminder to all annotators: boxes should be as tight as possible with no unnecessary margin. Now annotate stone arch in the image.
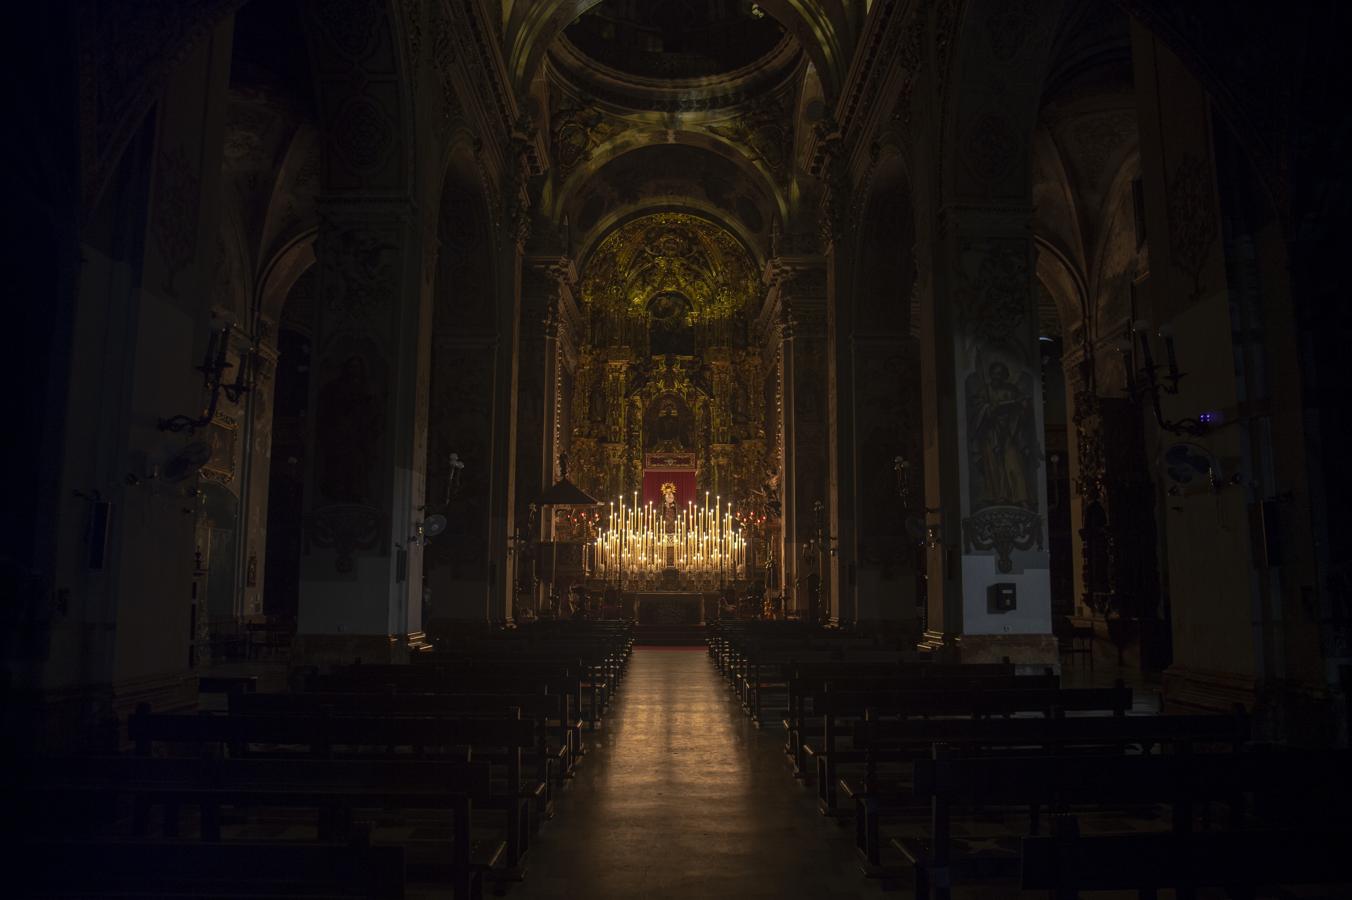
[546,130,789,231]
[1086,153,1144,342]
[576,202,766,270]
[1034,236,1088,345]
[256,230,319,331]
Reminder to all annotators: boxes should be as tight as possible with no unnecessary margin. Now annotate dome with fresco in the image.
[562,0,788,80]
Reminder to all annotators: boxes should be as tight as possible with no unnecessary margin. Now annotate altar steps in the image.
[633,624,707,646]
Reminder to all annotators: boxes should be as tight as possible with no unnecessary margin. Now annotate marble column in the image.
[918,209,1055,665]
[763,256,829,617]
[296,198,430,659]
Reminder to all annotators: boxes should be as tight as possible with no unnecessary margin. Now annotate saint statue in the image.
[660,481,678,532]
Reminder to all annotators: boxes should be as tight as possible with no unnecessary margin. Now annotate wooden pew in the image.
[846,711,1250,872]
[16,836,406,899]
[233,690,576,793]
[783,666,1058,776]
[1021,824,1352,900]
[127,707,535,871]
[307,667,586,756]
[899,750,1287,900]
[21,756,499,898]
[809,684,1133,815]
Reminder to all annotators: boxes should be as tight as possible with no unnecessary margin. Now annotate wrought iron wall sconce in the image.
[1116,320,1209,437]
[159,322,256,433]
[810,500,837,557]
[443,452,466,506]
[894,455,911,509]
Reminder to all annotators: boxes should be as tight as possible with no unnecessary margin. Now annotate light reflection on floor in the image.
[501,647,872,899]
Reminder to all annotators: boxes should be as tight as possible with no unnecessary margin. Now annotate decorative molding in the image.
[307,503,387,574]
[961,505,1044,573]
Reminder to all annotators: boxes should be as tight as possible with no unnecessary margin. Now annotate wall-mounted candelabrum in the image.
[159,322,255,433]
[1116,320,1209,437]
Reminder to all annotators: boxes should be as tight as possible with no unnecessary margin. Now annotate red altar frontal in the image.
[641,452,697,507]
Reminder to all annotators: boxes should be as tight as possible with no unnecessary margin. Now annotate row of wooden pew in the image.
[11,620,633,898]
[709,620,1352,899]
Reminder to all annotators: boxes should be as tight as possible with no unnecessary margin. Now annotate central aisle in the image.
[510,647,872,899]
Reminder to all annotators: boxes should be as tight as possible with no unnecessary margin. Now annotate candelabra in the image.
[590,491,748,589]
[1116,320,1209,437]
[159,322,255,433]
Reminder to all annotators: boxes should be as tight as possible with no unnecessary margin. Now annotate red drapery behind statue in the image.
[642,469,698,509]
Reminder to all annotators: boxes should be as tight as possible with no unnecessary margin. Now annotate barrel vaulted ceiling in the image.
[510,0,861,253]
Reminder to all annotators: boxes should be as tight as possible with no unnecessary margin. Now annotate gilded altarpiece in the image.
[568,214,768,515]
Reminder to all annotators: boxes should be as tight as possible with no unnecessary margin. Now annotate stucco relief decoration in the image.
[152,145,201,292]
[315,344,387,505]
[400,0,421,64]
[962,506,1043,573]
[959,243,1029,349]
[962,112,1017,183]
[551,97,617,176]
[334,96,395,173]
[308,503,386,574]
[986,0,1037,62]
[316,0,382,59]
[1166,152,1219,301]
[320,227,398,321]
[430,2,461,132]
[708,94,793,184]
[1072,112,1137,186]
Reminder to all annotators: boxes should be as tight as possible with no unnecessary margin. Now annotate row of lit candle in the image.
[589,491,747,584]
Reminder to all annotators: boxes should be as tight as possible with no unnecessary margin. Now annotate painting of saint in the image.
[966,360,1038,511]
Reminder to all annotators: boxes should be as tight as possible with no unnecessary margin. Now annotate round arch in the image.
[545,129,789,228]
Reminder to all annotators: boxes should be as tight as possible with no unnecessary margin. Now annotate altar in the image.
[634,592,708,625]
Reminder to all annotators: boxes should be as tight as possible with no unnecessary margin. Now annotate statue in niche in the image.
[647,292,694,356]
[317,355,384,504]
[966,360,1038,511]
[588,373,606,424]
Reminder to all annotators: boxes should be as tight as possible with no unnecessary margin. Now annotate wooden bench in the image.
[899,750,1300,899]
[15,836,406,899]
[20,757,501,898]
[1021,823,1352,900]
[808,685,1133,815]
[846,711,1250,871]
[127,707,536,871]
[233,689,577,793]
[308,666,588,754]
[783,667,1058,776]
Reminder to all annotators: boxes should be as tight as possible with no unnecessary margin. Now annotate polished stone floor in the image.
[507,647,874,900]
